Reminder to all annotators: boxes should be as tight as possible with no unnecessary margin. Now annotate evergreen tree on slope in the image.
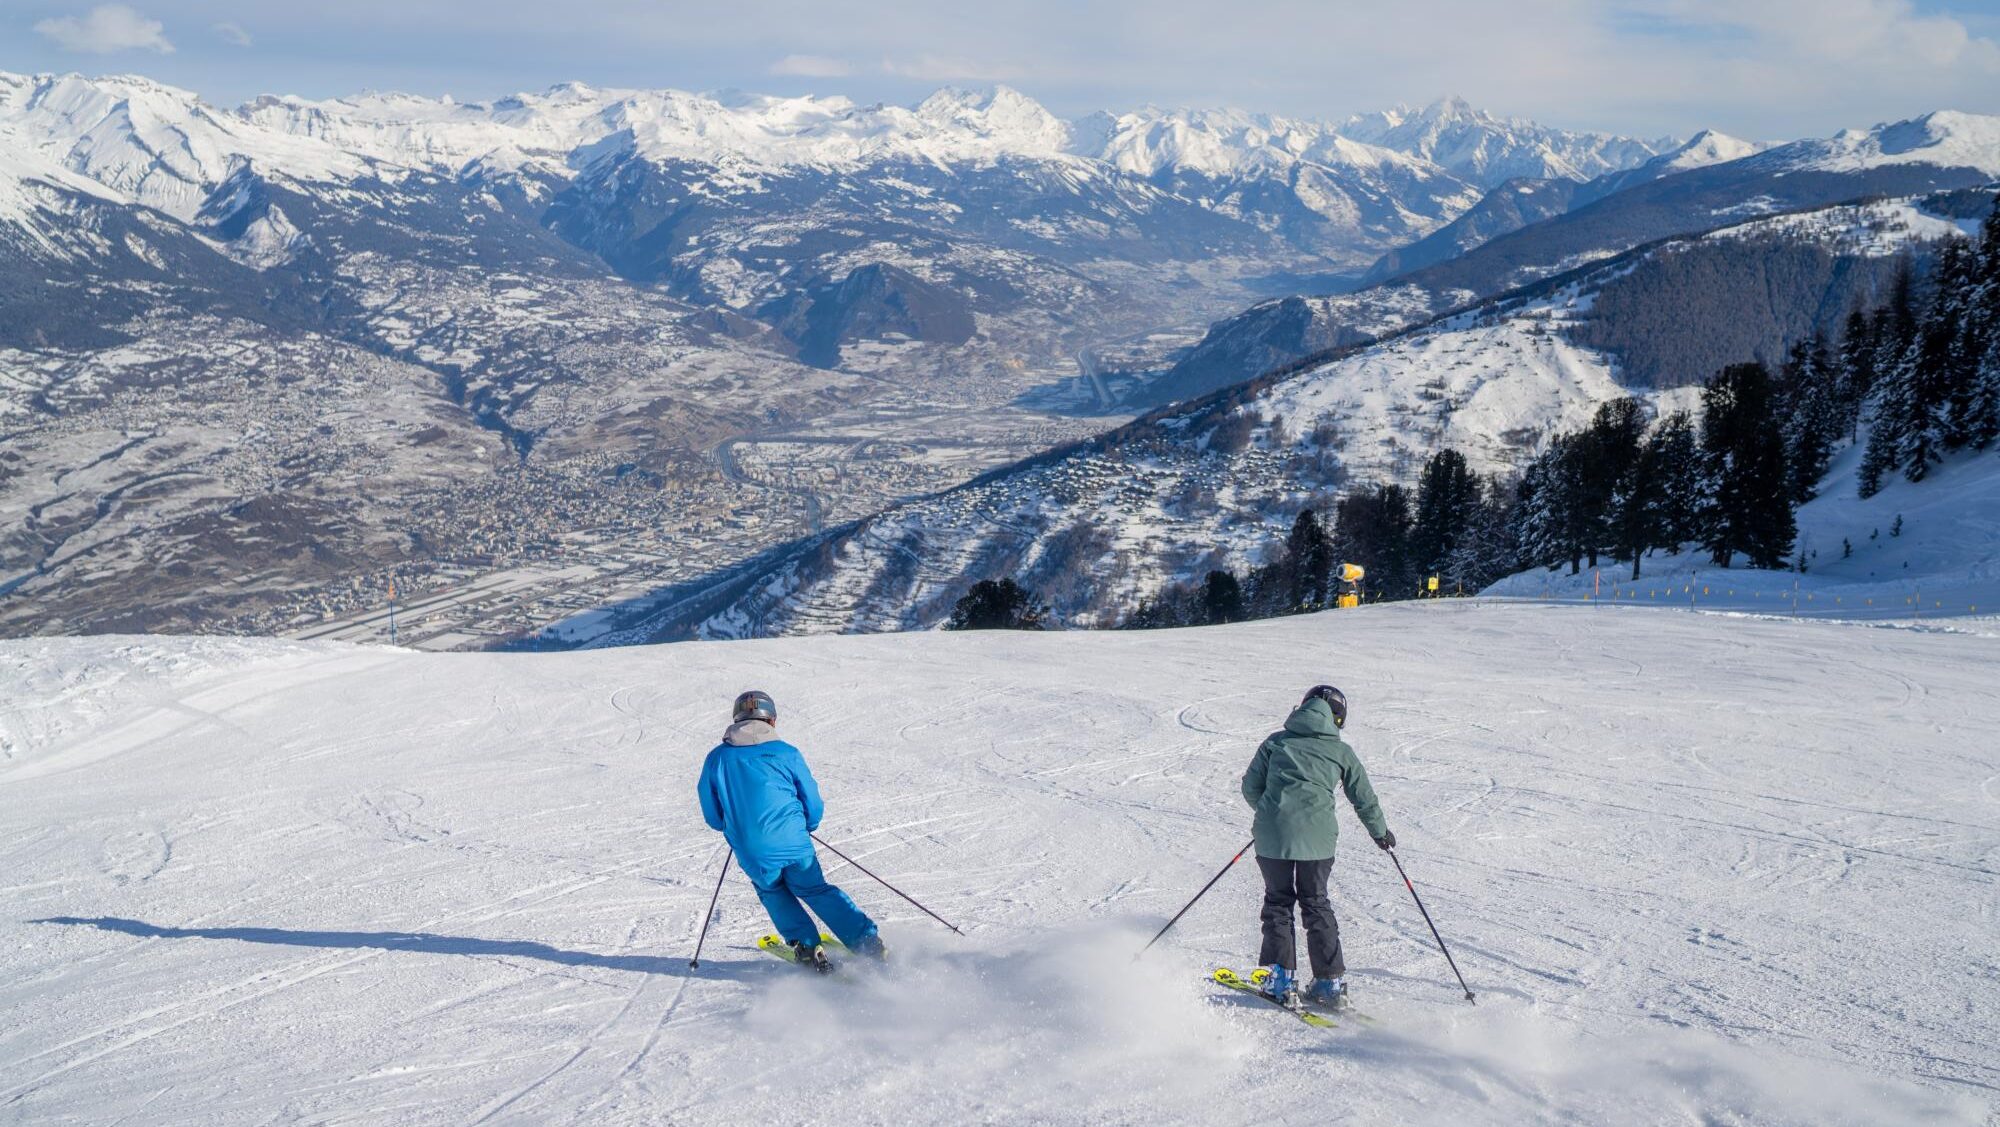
[1779,332,1840,504]
[1859,259,1921,498]
[1837,308,1878,441]
[1579,398,1648,570]
[1513,439,1573,573]
[1410,449,1482,582]
[1611,427,1667,580]
[1283,509,1336,611]
[1909,239,1971,470]
[1964,204,2000,450]
[1442,478,1518,593]
[1645,411,1705,553]
[1701,362,1797,569]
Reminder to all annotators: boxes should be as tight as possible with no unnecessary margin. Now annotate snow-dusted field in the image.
[2,604,1996,1125]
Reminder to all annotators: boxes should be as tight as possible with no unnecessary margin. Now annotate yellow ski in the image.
[1212,968,1337,1028]
[756,933,846,974]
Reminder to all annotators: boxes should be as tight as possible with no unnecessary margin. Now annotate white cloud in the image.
[33,4,175,54]
[769,54,851,78]
[213,21,253,48]
[879,54,1020,82]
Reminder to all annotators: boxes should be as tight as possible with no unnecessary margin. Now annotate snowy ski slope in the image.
[2,604,1995,1124]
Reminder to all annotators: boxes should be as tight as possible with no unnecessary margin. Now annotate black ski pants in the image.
[1256,855,1344,979]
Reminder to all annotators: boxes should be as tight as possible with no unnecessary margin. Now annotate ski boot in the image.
[790,940,833,974]
[1259,964,1301,1009]
[850,933,888,961]
[1304,977,1351,1012]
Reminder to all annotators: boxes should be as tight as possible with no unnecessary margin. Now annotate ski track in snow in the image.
[0,603,1996,1124]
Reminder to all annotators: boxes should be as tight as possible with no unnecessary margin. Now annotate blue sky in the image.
[6,0,1999,139]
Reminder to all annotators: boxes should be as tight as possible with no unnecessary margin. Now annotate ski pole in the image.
[688,848,732,968]
[1138,839,1254,956]
[811,832,965,936]
[1387,847,1475,1003]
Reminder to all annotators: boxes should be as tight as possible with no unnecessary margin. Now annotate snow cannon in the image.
[1337,562,1365,609]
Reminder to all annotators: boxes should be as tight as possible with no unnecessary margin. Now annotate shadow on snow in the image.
[32,916,763,979]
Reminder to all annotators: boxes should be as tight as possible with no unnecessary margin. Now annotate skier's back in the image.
[697,691,884,970]
[1240,684,1393,1010]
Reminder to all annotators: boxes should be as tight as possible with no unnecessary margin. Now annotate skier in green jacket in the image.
[1240,685,1393,1011]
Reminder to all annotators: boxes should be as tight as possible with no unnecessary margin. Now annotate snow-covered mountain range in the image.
[1338,96,1674,186]
[618,191,1991,643]
[0,74,1671,283]
[0,77,1664,219]
[1162,111,2000,405]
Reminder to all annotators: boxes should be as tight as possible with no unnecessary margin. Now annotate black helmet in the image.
[1304,685,1347,728]
[733,690,777,723]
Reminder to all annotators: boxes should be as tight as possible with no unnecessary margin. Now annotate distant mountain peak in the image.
[1652,129,1767,170]
[1418,94,1484,122]
[912,84,1067,153]
[1337,97,1672,188]
[1756,109,2000,177]
[917,84,1035,112]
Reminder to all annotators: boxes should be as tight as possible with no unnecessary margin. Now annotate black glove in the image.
[1375,830,1396,850]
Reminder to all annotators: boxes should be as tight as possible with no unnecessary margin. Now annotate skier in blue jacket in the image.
[698,690,884,970]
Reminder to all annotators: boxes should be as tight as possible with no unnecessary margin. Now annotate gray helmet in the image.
[1304,685,1347,728]
[733,690,777,723]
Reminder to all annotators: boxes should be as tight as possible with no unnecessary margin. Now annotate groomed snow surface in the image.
[2,604,1996,1124]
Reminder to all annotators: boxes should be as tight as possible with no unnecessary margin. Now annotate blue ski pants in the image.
[751,855,878,949]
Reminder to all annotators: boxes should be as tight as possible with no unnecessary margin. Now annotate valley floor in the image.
[1,603,1996,1124]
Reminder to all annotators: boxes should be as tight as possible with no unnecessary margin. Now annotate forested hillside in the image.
[1125,199,2000,628]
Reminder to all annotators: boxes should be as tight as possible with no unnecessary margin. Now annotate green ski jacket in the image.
[1241,697,1388,860]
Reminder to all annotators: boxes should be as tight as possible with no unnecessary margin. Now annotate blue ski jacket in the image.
[697,721,823,885]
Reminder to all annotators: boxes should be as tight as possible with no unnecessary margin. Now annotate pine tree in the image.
[1332,484,1413,597]
[1973,335,2000,450]
[1282,509,1335,610]
[1857,408,1897,498]
[1837,308,1878,439]
[1202,570,1247,625]
[1897,245,1965,481]
[1645,411,1704,551]
[1880,257,1920,368]
[1524,435,1589,573]
[1576,398,1647,571]
[1701,362,1797,569]
[1947,312,1986,453]
[1963,200,2000,449]
[1779,332,1839,503]
[1512,446,1565,571]
[1442,477,1517,592]
[1611,430,1665,580]
[1409,448,1482,581]
[1861,257,1926,493]
[1554,437,1594,574]
[946,578,1048,630]
[1925,238,1978,455]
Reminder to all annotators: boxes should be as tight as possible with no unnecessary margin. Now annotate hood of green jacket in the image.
[1283,697,1340,738]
